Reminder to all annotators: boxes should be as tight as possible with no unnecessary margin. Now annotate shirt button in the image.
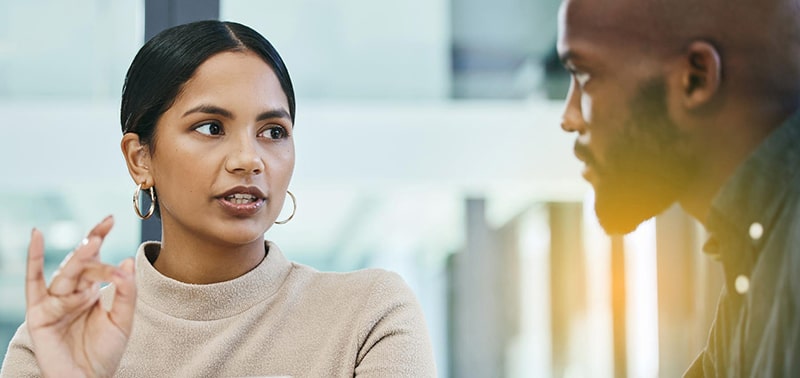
[735,275,750,294]
[749,222,763,240]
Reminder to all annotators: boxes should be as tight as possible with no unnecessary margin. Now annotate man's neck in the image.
[678,102,797,225]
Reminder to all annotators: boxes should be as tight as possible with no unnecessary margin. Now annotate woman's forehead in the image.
[173,51,289,113]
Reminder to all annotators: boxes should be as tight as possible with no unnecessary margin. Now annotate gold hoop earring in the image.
[275,191,296,224]
[133,183,156,220]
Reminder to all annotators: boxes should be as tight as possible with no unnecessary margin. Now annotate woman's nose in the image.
[224,136,265,175]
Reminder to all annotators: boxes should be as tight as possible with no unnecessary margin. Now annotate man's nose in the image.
[560,78,585,134]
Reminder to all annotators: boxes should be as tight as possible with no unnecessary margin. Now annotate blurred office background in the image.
[0,1,723,377]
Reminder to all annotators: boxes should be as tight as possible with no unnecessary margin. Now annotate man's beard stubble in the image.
[593,79,696,234]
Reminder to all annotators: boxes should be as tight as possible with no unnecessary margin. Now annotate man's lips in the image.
[573,142,599,183]
[573,141,595,166]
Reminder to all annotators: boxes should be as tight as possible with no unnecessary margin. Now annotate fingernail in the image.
[80,238,89,246]
[104,214,113,221]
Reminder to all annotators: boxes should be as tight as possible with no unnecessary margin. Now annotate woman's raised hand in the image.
[25,216,137,378]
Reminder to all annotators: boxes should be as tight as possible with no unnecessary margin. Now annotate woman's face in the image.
[147,50,294,247]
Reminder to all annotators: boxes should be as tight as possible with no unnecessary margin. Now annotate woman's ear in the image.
[121,133,154,187]
[678,40,721,109]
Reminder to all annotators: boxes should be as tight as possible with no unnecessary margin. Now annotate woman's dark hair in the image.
[120,20,296,148]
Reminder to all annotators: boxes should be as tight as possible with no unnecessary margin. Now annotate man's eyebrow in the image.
[182,105,234,119]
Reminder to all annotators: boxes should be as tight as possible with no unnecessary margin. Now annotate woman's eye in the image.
[262,126,287,140]
[195,122,223,136]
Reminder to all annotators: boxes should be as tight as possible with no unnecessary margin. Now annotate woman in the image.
[1,21,435,377]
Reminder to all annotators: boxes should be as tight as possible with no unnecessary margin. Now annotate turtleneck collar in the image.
[134,240,293,321]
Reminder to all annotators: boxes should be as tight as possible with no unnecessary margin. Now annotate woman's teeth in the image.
[225,193,257,204]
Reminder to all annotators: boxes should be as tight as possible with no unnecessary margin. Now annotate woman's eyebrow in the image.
[182,105,290,122]
[182,104,234,119]
[256,108,291,122]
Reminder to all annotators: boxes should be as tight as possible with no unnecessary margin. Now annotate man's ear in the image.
[121,133,154,187]
[678,40,721,109]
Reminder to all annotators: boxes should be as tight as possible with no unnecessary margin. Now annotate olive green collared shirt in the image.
[685,111,800,377]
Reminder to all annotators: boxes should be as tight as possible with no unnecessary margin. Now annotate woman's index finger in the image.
[25,228,47,306]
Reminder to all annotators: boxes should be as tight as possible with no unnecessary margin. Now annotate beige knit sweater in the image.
[1,241,436,377]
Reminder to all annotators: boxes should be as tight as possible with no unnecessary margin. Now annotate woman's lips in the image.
[217,196,265,217]
[214,186,267,217]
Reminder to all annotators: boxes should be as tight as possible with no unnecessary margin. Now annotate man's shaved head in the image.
[562,0,800,99]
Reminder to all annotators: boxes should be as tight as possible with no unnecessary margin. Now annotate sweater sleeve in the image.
[354,271,436,377]
[0,322,42,378]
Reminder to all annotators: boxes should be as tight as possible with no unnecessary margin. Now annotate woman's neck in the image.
[153,230,267,284]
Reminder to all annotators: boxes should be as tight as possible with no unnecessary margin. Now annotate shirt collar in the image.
[704,110,800,265]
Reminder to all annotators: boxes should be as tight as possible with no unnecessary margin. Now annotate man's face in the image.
[557,0,696,234]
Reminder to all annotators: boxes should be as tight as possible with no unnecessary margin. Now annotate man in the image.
[557,0,800,376]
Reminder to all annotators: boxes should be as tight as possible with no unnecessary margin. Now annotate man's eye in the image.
[263,126,287,139]
[195,122,222,135]
[574,72,590,88]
